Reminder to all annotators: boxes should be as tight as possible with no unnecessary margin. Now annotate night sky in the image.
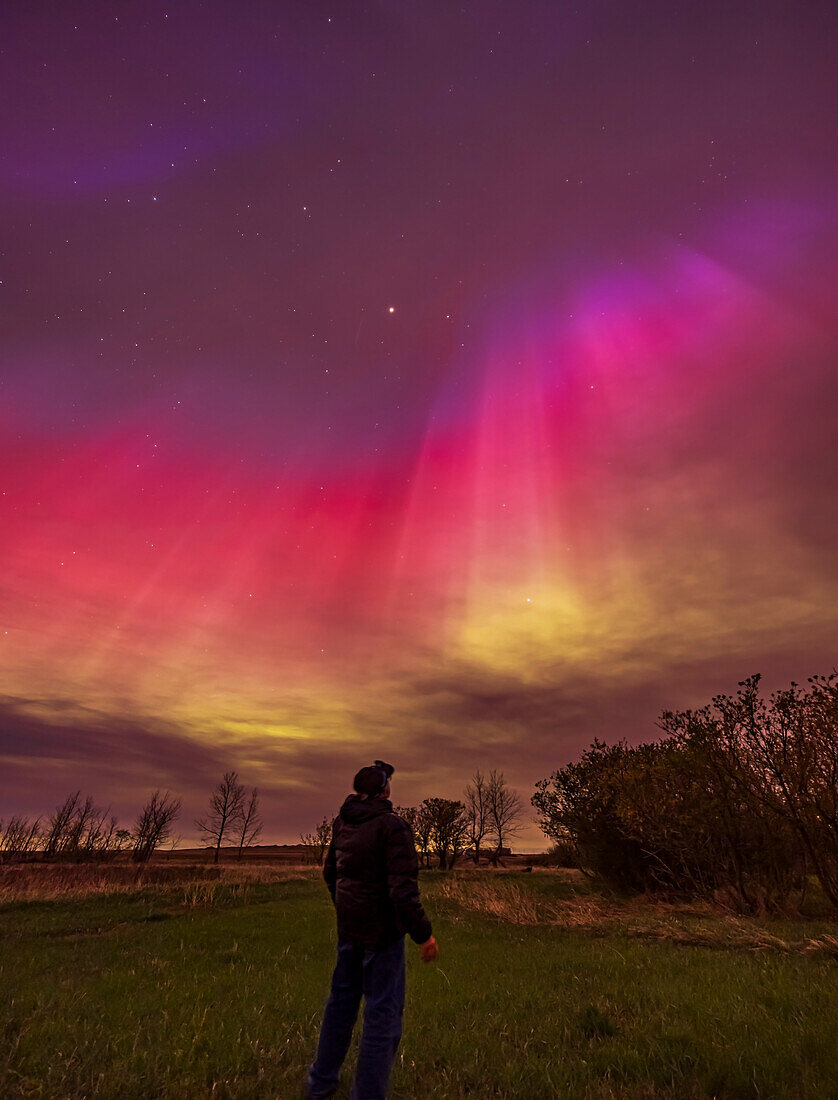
[3,1,837,847]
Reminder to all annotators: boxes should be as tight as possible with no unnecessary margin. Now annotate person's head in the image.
[353,759,394,800]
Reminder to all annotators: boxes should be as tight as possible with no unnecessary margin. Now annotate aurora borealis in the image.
[2,2,837,845]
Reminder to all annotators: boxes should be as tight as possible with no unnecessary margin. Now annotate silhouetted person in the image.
[307,760,438,1100]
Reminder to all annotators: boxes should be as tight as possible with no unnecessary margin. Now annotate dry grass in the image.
[0,860,317,903]
[439,874,838,958]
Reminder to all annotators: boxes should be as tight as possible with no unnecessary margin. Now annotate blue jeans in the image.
[307,936,406,1100]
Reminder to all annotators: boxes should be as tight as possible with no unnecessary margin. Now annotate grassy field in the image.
[1,865,836,1099]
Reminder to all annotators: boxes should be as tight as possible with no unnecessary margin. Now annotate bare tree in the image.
[195,771,246,864]
[133,790,182,863]
[0,815,41,862]
[44,792,81,857]
[486,770,523,859]
[394,805,429,867]
[464,770,490,864]
[90,813,120,857]
[77,803,120,858]
[422,797,468,870]
[65,795,98,854]
[300,815,333,864]
[412,802,435,869]
[236,788,264,860]
[42,793,116,860]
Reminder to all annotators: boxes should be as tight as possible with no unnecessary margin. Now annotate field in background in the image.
[1,865,836,1099]
[0,850,537,904]
[0,859,313,905]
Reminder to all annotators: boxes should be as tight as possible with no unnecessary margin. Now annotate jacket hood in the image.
[339,793,393,825]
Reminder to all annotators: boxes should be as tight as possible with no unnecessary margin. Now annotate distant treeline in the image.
[0,789,183,864]
[2,766,526,871]
[301,770,524,870]
[532,673,838,913]
[0,773,264,865]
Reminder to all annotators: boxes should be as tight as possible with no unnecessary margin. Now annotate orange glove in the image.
[420,935,439,963]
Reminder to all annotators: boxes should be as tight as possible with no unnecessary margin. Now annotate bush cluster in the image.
[533,674,838,913]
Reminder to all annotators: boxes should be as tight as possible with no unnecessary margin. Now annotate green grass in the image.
[1,870,836,1098]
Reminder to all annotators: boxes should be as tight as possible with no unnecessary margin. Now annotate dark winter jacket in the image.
[323,794,432,950]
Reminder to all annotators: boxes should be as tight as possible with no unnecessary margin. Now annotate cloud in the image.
[0,695,224,811]
[0,694,382,841]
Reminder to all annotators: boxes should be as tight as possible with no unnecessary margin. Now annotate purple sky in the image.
[2,1,836,847]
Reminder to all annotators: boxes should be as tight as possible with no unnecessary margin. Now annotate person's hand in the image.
[420,936,439,963]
